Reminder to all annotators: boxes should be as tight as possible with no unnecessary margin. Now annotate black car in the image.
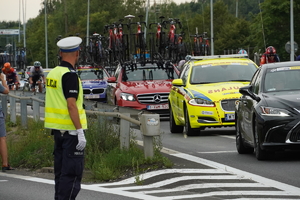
[235,61,300,160]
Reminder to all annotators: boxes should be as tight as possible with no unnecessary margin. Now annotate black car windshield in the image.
[77,69,108,80]
[264,66,300,92]
[190,62,257,84]
[124,68,178,81]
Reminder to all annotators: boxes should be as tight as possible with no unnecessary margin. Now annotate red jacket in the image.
[260,53,280,66]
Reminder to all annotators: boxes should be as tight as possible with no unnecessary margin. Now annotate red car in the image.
[106,62,180,117]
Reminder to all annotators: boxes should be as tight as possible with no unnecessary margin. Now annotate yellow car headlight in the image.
[189,98,215,107]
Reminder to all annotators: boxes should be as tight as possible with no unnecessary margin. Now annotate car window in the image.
[123,68,178,81]
[181,65,190,85]
[264,67,300,92]
[190,62,257,84]
[77,69,108,80]
[252,68,261,94]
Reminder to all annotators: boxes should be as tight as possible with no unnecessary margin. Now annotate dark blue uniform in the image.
[52,61,84,200]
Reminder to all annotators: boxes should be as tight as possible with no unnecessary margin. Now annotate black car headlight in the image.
[260,106,290,116]
[189,98,215,107]
[120,93,136,101]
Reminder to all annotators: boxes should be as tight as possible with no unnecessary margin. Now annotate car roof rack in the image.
[186,54,248,61]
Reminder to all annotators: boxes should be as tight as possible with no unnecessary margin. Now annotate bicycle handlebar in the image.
[148,22,161,29]
[130,22,147,28]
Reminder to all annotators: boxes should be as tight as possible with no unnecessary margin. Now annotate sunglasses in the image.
[35,66,40,68]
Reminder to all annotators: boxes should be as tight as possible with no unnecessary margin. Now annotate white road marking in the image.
[218,135,236,139]
[171,153,300,196]
[141,183,269,194]
[197,150,237,154]
[158,191,299,200]
[1,146,300,200]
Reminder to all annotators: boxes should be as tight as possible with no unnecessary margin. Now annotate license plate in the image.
[85,94,100,99]
[225,113,235,121]
[147,104,169,110]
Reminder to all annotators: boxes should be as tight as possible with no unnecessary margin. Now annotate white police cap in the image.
[57,36,82,53]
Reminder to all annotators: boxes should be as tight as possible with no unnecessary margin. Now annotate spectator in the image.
[0,71,14,172]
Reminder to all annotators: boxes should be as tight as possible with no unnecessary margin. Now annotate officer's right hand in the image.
[76,129,86,151]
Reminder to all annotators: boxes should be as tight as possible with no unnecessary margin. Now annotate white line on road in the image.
[197,150,237,154]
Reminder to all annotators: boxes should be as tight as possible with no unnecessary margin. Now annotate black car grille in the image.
[83,88,105,95]
[220,99,238,112]
[137,93,169,104]
[288,124,300,142]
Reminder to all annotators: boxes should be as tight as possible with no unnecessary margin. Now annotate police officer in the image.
[44,36,87,200]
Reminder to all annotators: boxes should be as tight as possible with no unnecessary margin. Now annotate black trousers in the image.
[52,130,84,200]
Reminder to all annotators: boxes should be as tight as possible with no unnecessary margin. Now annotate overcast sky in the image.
[0,0,43,22]
[0,0,189,23]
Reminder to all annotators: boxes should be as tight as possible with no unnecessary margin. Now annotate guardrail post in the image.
[140,114,160,158]
[32,99,40,121]
[9,96,16,123]
[120,113,130,150]
[20,99,27,128]
[1,95,7,117]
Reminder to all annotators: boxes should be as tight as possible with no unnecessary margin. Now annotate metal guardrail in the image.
[1,91,160,158]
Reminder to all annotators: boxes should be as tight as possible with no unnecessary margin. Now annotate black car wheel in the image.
[169,104,184,133]
[254,118,268,160]
[236,115,254,154]
[184,107,200,136]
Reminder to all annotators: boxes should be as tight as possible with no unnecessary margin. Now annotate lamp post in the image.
[210,0,214,55]
[86,0,90,47]
[290,0,294,61]
[45,0,48,68]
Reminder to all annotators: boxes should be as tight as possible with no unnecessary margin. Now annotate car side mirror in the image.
[172,79,184,86]
[239,85,261,102]
[107,77,116,83]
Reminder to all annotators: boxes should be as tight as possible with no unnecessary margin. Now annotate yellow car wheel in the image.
[184,107,199,136]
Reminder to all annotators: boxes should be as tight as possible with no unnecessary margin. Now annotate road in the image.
[1,120,300,199]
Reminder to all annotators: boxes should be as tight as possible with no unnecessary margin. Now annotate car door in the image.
[176,64,191,123]
[239,68,261,143]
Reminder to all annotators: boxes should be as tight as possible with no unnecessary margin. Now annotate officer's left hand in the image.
[76,129,86,151]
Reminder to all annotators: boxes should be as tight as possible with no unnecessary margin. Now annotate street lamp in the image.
[210,0,214,55]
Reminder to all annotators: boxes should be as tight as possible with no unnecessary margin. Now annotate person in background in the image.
[2,62,20,90]
[29,61,46,92]
[296,55,300,61]
[260,46,280,66]
[0,71,14,172]
[44,36,87,200]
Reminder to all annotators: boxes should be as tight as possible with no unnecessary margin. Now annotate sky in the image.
[0,0,44,22]
[0,0,189,22]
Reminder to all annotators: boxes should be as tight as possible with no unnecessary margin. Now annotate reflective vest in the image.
[44,66,87,130]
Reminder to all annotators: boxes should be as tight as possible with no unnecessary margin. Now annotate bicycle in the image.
[203,32,211,56]
[114,19,130,63]
[148,16,166,62]
[130,15,147,64]
[163,18,182,63]
[175,32,187,61]
[190,28,204,56]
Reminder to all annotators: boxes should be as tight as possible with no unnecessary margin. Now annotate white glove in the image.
[76,129,86,151]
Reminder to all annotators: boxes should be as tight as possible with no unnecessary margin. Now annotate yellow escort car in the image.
[168,54,258,136]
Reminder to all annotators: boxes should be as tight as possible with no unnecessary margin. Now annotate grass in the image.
[5,115,173,183]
